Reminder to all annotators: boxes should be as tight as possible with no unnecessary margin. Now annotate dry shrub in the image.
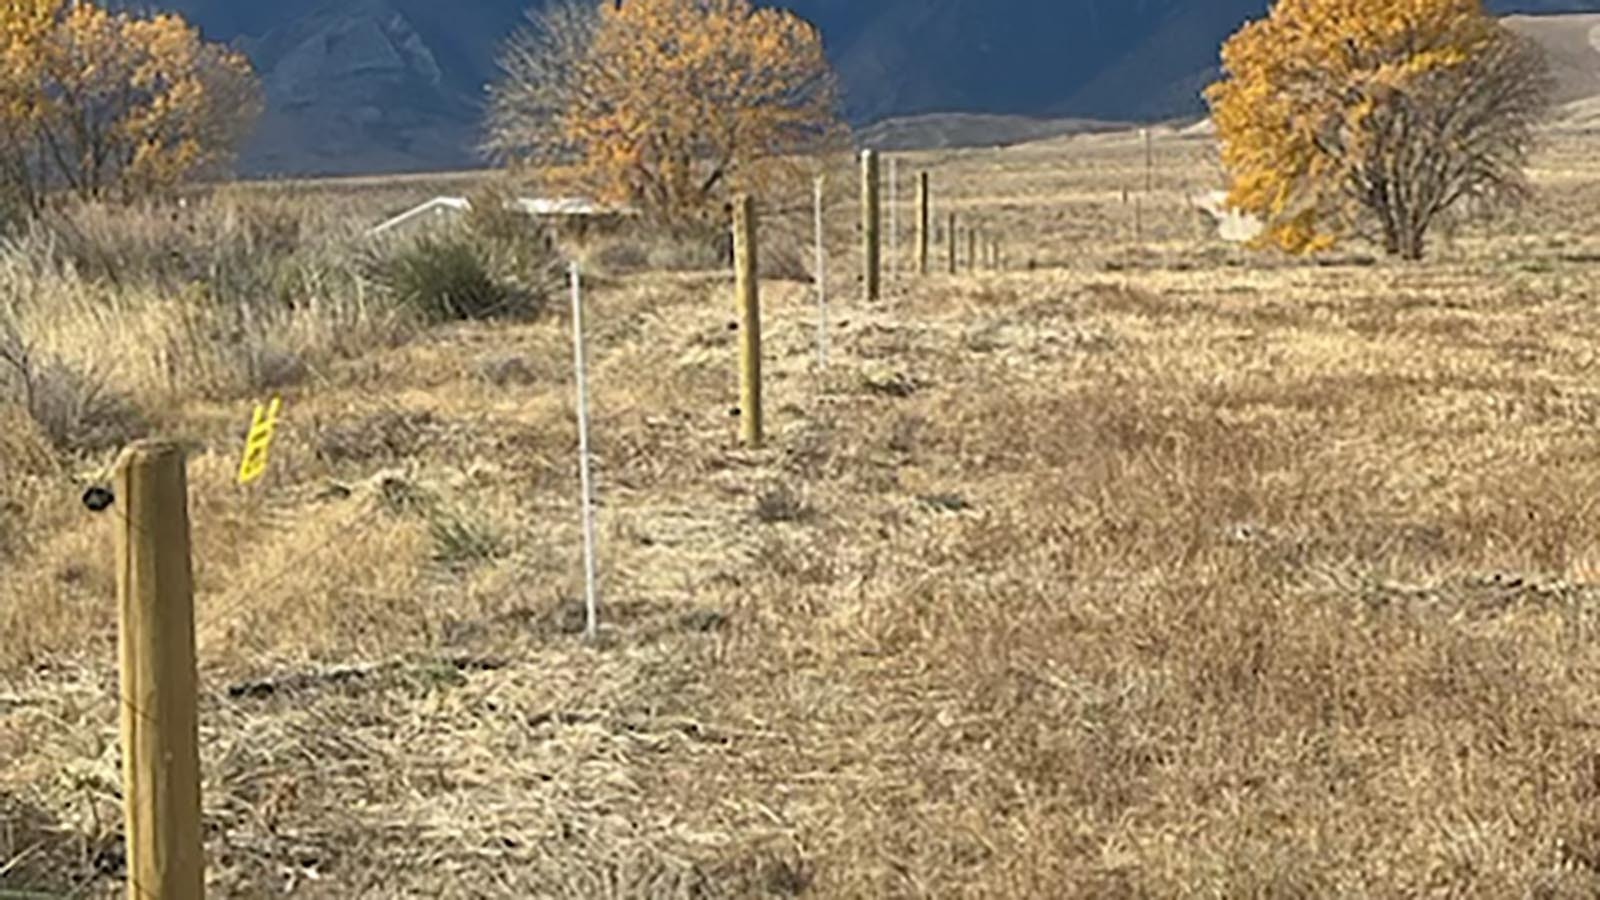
[582,234,653,274]
[0,318,147,454]
[0,403,55,478]
[753,482,813,524]
[17,194,308,300]
[0,192,415,411]
[463,184,568,301]
[0,792,101,895]
[581,225,729,276]
[757,216,813,282]
[314,409,442,465]
[0,405,55,559]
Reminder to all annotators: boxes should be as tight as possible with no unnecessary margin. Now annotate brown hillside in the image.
[1505,13,1600,104]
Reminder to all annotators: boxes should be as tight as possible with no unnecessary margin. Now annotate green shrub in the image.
[364,236,516,323]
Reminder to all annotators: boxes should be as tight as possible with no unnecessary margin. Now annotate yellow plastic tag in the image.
[237,396,282,486]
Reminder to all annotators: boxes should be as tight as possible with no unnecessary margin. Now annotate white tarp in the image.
[1191,190,1264,244]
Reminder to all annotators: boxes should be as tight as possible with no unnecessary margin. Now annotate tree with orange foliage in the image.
[0,0,260,213]
[486,0,844,225]
[1206,0,1552,260]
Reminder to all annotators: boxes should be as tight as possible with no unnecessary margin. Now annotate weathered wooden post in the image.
[888,154,899,282]
[916,172,930,276]
[861,149,881,301]
[733,193,762,447]
[946,212,957,275]
[968,227,978,273]
[1143,127,1153,195]
[115,439,204,900]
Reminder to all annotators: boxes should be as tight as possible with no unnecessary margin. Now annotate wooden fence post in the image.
[916,172,930,276]
[968,228,978,273]
[733,194,762,447]
[947,212,957,275]
[888,154,899,282]
[1143,127,1153,195]
[115,439,204,900]
[861,149,880,301]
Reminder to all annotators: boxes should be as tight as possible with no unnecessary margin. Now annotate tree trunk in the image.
[1382,225,1400,257]
[1397,224,1426,261]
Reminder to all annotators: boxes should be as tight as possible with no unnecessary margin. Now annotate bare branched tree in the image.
[480,0,602,168]
[1336,30,1554,259]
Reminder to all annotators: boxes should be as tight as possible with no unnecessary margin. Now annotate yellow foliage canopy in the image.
[492,0,843,223]
[0,0,261,209]
[1206,0,1549,258]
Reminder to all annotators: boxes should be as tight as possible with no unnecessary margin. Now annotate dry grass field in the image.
[8,127,1600,897]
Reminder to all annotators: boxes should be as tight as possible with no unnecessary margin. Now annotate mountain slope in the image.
[1504,12,1600,103]
[161,0,1600,176]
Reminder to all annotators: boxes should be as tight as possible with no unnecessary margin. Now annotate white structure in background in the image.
[367,196,472,235]
[1191,190,1265,244]
[367,195,637,237]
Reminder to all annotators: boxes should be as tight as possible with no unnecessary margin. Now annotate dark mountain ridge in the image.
[153,0,1600,176]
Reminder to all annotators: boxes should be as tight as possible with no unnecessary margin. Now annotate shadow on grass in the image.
[1,791,116,899]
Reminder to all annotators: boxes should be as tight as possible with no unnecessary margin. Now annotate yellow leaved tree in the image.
[1206,0,1552,259]
[485,0,845,225]
[0,0,261,213]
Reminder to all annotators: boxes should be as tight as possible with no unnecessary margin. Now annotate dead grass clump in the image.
[0,407,53,558]
[0,194,417,413]
[0,790,110,894]
[581,223,729,276]
[0,403,59,481]
[314,409,442,466]
[0,321,148,454]
[754,215,815,282]
[753,483,814,524]
[427,503,508,572]
[475,354,540,387]
[1078,280,1187,318]
[17,194,310,301]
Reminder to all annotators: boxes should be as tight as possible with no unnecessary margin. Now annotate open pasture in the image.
[6,129,1600,896]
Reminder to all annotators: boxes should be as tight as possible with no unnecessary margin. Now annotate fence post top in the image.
[117,438,188,466]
